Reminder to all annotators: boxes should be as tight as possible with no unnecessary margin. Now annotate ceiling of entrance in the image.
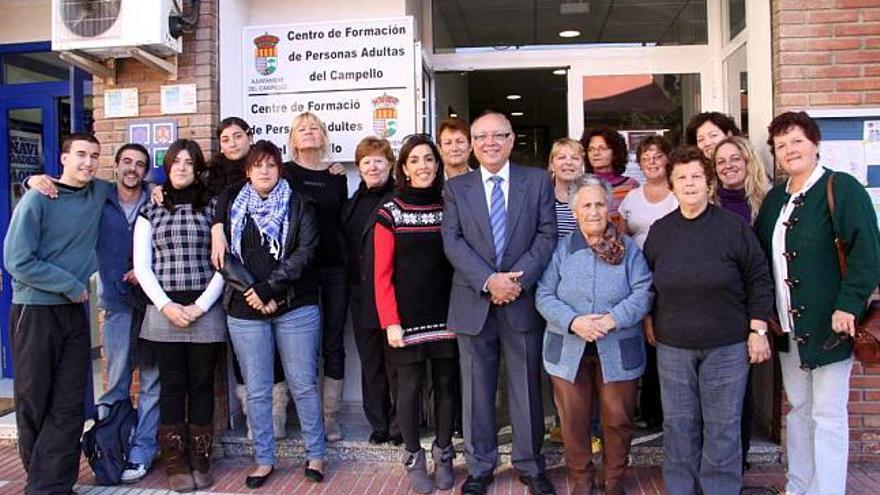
[433,0,708,50]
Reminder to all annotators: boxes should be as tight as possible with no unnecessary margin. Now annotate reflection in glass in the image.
[2,52,68,85]
[729,0,746,40]
[582,73,701,181]
[7,108,45,210]
[433,0,708,52]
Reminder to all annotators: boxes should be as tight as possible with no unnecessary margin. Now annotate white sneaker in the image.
[120,462,148,484]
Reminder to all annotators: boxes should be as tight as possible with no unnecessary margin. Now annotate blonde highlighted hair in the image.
[712,136,770,222]
[288,112,330,160]
[547,137,586,178]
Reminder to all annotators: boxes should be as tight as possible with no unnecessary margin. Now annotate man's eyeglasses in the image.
[473,132,512,143]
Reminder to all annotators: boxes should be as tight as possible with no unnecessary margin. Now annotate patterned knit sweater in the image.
[373,186,456,346]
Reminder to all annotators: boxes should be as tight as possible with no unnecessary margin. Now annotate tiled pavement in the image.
[0,447,878,495]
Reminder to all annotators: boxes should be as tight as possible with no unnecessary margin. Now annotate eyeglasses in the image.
[588,146,611,154]
[473,132,512,143]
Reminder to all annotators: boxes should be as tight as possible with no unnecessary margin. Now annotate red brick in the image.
[780,24,834,38]
[779,93,809,107]
[864,391,880,401]
[851,390,864,402]
[837,78,880,91]
[807,65,862,78]
[852,375,880,388]
[779,10,805,24]
[808,38,863,50]
[779,0,834,8]
[806,9,861,23]
[865,8,880,21]
[866,92,880,104]
[862,364,880,374]
[835,23,880,36]
[851,402,880,414]
[836,50,880,63]
[779,66,806,79]
[780,51,833,65]
[779,79,836,93]
[809,92,863,105]
[837,0,880,7]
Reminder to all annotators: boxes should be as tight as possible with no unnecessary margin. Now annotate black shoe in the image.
[245,466,274,489]
[389,433,404,446]
[369,431,390,444]
[460,474,494,495]
[518,473,556,495]
[304,465,324,483]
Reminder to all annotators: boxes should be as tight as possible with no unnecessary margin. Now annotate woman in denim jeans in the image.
[214,140,326,488]
[643,146,773,495]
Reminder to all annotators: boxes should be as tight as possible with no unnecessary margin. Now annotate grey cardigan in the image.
[536,231,653,383]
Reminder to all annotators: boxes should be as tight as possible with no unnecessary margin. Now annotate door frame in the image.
[0,41,88,378]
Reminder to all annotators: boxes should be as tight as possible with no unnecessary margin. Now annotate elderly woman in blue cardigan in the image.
[536,174,652,495]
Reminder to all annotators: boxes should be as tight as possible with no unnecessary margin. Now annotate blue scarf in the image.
[230,180,291,261]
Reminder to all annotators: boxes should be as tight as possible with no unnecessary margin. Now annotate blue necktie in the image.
[489,176,507,268]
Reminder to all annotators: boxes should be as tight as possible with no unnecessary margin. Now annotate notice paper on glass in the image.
[160,84,197,114]
[864,120,880,142]
[104,88,139,118]
[820,140,867,184]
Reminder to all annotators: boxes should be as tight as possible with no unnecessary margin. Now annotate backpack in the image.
[81,399,138,485]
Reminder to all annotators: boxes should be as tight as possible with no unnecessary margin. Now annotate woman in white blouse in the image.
[133,139,226,493]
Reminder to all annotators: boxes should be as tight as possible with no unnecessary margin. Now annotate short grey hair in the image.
[567,174,613,211]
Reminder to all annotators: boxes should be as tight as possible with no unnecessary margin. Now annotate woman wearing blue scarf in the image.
[214,140,325,488]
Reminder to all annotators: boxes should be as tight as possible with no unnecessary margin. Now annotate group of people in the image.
[3,107,878,495]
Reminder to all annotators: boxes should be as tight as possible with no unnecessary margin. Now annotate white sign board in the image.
[242,17,416,161]
[104,87,139,118]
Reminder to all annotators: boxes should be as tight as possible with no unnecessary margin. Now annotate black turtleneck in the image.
[284,161,348,268]
[342,179,394,282]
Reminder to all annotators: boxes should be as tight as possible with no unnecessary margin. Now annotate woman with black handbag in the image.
[755,111,880,495]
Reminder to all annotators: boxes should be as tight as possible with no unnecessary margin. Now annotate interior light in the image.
[553,69,567,75]
[506,94,522,100]
[511,112,524,117]
[558,30,581,38]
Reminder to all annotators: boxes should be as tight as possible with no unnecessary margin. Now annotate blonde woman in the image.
[712,136,770,225]
[548,138,586,238]
[284,112,349,441]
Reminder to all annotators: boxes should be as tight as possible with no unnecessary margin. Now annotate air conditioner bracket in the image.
[58,51,116,85]
[128,48,177,81]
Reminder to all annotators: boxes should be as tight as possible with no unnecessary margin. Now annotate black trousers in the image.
[151,341,220,425]
[639,343,663,427]
[350,287,398,435]
[395,357,458,453]
[10,304,90,495]
[320,267,348,380]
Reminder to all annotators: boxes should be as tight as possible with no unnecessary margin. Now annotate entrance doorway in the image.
[0,43,92,380]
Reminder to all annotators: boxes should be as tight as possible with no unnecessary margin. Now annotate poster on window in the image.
[9,129,43,184]
[242,16,417,161]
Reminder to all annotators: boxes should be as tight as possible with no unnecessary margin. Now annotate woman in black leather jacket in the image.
[213,140,326,488]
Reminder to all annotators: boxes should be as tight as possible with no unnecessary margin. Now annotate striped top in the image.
[555,200,578,239]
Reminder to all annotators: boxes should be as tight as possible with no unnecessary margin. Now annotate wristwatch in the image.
[750,328,767,337]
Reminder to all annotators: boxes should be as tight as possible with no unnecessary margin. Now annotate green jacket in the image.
[755,168,880,368]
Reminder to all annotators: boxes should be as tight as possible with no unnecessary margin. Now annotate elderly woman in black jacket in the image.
[214,140,325,488]
[341,136,400,445]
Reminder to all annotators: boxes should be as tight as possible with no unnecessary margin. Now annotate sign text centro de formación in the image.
[243,17,417,161]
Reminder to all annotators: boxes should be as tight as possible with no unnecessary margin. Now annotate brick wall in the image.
[90,0,228,431]
[772,0,880,461]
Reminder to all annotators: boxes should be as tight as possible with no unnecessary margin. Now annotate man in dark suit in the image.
[442,111,557,495]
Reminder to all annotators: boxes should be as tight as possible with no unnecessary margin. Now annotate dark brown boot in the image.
[158,424,195,493]
[187,423,214,489]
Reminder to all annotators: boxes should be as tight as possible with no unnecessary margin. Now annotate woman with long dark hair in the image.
[133,139,225,492]
[373,135,458,493]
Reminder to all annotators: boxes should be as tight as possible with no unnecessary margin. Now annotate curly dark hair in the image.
[685,112,741,146]
[580,126,628,176]
[394,134,445,194]
[636,135,672,160]
[766,111,821,150]
[666,145,714,188]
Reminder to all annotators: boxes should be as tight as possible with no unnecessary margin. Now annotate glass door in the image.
[0,95,60,378]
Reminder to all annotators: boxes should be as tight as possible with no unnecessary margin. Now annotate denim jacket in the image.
[536,231,653,383]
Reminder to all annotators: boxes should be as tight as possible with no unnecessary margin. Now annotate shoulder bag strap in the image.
[826,172,848,276]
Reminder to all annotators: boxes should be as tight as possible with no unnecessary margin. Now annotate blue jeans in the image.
[228,305,326,465]
[657,341,748,495]
[98,309,160,467]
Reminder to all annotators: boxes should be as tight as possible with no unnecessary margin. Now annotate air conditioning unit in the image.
[52,0,182,57]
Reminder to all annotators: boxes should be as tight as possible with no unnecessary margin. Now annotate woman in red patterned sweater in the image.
[373,134,458,494]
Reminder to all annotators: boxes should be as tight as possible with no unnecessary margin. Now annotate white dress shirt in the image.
[479,161,510,211]
[771,165,826,333]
